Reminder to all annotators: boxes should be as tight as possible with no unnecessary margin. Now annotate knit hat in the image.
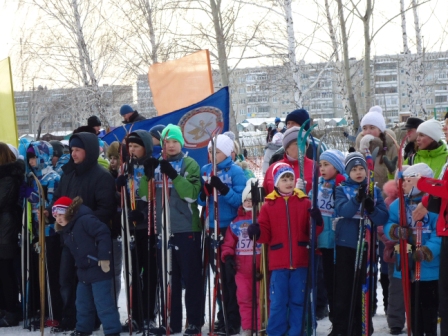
[149,125,166,141]
[50,140,64,158]
[161,124,185,147]
[242,178,258,203]
[402,117,424,130]
[272,132,284,146]
[107,141,120,159]
[120,104,134,116]
[345,152,367,175]
[360,106,386,132]
[207,134,234,157]
[69,136,85,149]
[282,126,302,149]
[223,131,236,142]
[416,119,443,142]
[26,145,36,159]
[52,196,73,216]
[320,149,345,174]
[403,163,433,196]
[126,133,144,147]
[272,162,295,187]
[87,115,101,127]
[285,109,310,130]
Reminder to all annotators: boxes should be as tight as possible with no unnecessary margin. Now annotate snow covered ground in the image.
[0,275,440,335]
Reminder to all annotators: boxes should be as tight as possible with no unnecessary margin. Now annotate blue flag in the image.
[102,87,229,168]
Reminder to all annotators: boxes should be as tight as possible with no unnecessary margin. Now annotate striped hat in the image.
[344,152,367,175]
[272,162,295,187]
[320,149,345,174]
[52,196,72,216]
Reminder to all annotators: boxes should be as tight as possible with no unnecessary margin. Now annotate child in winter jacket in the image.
[384,163,440,336]
[311,149,346,326]
[198,133,247,334]
[333,152,389,336]
[221,178,261,335]
[248,162,323,336]
[53,196,121,336]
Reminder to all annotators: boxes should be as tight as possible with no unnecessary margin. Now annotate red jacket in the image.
[221,206,260,276]
[257,189,322,271]
[418,168,448,237]
[263,154,314,195]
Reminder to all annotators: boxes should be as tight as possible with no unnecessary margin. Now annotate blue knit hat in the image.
[285,109,310,130]
[345,152,367,175]
[320,149,345,174]
[120,104,134,116]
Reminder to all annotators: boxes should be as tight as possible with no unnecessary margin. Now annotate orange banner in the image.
[148,50,214,116]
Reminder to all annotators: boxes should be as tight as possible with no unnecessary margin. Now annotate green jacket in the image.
[139,152,201,233]
[405,141,448,178]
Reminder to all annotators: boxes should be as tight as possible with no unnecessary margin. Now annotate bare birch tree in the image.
[412,0,427,115]
[400,0,416,115]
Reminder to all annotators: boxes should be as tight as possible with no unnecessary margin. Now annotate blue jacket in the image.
[334,177,388,249]
[384,196,441,281]
[198,156,246,229]
[60,204,112,284]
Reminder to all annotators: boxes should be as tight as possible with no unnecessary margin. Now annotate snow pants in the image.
[235,272,259,331]
[387,263,405,330]
[75,279,122,334]
[267,267,307,336]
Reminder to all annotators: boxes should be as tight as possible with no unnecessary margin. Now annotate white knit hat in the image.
[272,132,284,146]
[207,134,234,157]
[242,178,258,203]
[416,119,443,142]
[360,106,386,132]
[403,163,433,195]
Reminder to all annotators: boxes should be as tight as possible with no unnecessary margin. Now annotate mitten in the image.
[160,160,178,180]
[383,156,398,174]
[309,207,323,226]
[143,157,159,179]
[360,134,375,151]
[116,175,127,188]
[248,223,261,240]
[98,260,110,273]
[295,178,306,191]
[210,176,230,195]
[225,256,237,276]
[413,246,433,262]
[364,197,375,213]
[128,210,144,223]
[356,186,366,203]
[391,224,411,241]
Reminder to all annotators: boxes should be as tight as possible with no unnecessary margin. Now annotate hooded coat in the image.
[51,132,116,225]
[122,111,146,124]
[0,160,25,259]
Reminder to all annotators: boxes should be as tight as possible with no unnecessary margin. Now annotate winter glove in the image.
[391,224,412,241]
[309,207,323,226]
[364,197,375,213]
[356,186,366,203]
[247,223,261,240]
[143,157,159,179]
[225,255,237,276]
[295,178,307,191]
[360,134,375,151]
[128,210,144,223]
[98,260,110,273]
[383,156,398,174]
[413,246,433,262]
[210,175,230,196]
[19,183,33,198]
[160,160,178,180]
[116,175,127,188]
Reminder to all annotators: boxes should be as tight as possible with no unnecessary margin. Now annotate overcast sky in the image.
[1,0,448,78]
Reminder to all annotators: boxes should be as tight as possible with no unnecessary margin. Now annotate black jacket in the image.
[122,111,146,124]
[0,160,25,259]
[61,203,112,283]
[51,132,116,225]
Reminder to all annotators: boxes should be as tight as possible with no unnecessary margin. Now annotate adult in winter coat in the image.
[356,105,398,190]
[405,118,448,178]
[48,132,116,331]
[0,143,24,327]
[264,126,314,194]
[401,117,424,162]
[54,196,121,336]
[262,130,283,174]
[120,104,146,124]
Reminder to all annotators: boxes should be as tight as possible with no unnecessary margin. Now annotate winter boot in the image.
[183,324,201,335]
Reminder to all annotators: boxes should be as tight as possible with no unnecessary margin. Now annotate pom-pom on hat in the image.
[345,152,367,175]
[208,134,234,157]
[320,149,345,174]
[161,124,185,148]
[242,178,258,203]
[52,196,73,216]
[416,119,443,142]
[285,109,310,130]
[272,162,295,187]
[223,131,236,142]
[361,105,386,132]
[120,104,134,116]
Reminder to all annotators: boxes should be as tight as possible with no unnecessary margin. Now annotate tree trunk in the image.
[363,0,373,111]
[143,0,159,64]
[412,0,427,115]
[400,0,415,115]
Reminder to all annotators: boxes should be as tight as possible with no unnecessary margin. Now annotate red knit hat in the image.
[52,196,73,216]
[272,162,295,187]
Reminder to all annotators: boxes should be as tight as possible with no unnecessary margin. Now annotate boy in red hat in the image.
[52,196,121,336]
